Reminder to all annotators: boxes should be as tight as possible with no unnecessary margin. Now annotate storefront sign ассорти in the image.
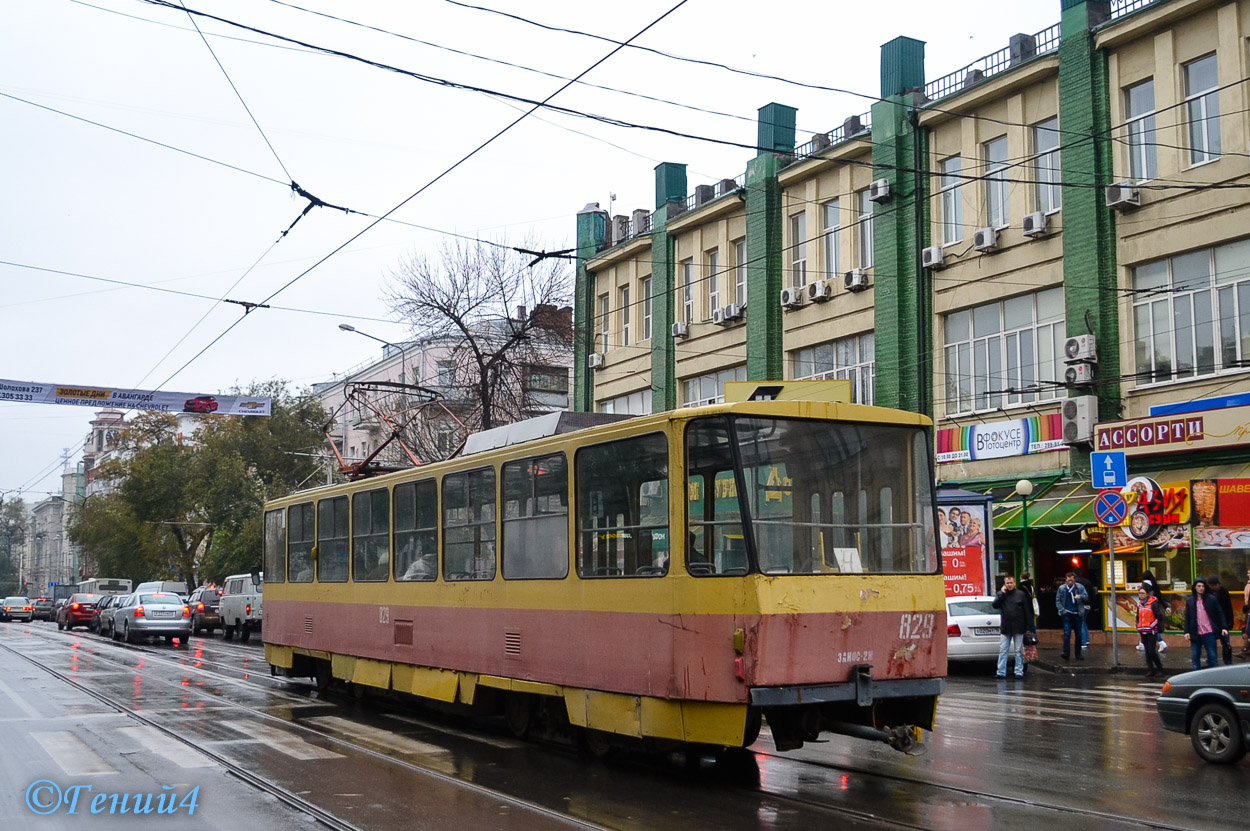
[1094,403,1250,457]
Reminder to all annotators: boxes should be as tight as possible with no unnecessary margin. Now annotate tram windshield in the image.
[685,416,938,576]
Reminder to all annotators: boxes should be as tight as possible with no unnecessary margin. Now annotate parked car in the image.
[32,597,55,621]
[97,593,128,639]
[111,592,191,645]
[2,597,34,622]
[220,572,262,642]
[945,595,1024,672]
[1157,665,1250,764]
[89,594,120,634]
[56,593,100,630]
[187,585,223,635]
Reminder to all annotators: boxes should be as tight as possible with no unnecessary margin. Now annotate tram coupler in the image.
[827,722,926,755]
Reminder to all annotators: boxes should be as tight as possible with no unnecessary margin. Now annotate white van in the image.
[134,580,188,598]
[220,571,262,642]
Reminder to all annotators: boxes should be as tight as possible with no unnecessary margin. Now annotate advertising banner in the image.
[0,378,271,416]
[936,415,1066,463]
[1094,403,1250,457]
[939,504,988,596]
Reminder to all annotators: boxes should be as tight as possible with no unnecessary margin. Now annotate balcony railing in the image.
[794,111,873,160]
[1110,0,1164,19]
[682,174,745,213]
[923,23,1062,104]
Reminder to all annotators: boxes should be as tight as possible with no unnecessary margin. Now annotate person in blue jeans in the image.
[1056,572,1088,661]
[992,575,1034,678]
[1184,577,1228,670]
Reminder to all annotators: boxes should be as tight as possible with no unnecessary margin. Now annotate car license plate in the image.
[974,627,999,636]
[151,610,176,619]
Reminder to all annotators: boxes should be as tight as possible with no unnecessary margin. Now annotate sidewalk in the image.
[1029,630,1248,676]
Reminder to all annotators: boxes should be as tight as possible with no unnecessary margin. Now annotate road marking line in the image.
[220,721,344,760]
[381,713,524,749]
[31,731,118,775]
[0,678,42,719]
[305,716,449,756]
[117,726,216,768]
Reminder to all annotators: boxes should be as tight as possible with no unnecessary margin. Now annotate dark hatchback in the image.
[32,597,56,621]
[187,585,223,635]
[1157,664,1250,764]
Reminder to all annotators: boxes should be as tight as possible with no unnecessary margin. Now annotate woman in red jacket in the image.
[1136,587,1165,677]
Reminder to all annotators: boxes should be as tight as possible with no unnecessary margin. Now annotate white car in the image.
[946,595,1003,663]
[220,572,263,642]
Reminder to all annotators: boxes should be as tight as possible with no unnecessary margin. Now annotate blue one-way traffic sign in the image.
[1091,451,1127,489]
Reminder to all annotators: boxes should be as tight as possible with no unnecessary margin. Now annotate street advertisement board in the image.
[936,415,1066,463]
[939,503,988,597]
[0,377,271,416]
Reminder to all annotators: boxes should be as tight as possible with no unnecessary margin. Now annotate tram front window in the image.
[685,417,937,576]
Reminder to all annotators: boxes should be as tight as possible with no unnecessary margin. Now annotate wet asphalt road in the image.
[0,621,1241,831]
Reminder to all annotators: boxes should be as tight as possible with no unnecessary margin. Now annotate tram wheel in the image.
[504,693,535,738]
[578,728,612,759]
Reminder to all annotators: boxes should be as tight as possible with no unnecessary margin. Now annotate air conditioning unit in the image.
[806,280,833,302]
[844,269,869,292]
[1063,333,1098,364]
[588,353,605,369]
[921,246,945,269]
[1061,394,1098,444]
[780,287,805,309]
[1065,363,1095,386]
[1022,211,1048,237]
[711,306,726,325]
[721,303,744,322]
[1106,182,1141,211]
[671,321,689,338]
[868,178,892,202]
[973,227,998,252]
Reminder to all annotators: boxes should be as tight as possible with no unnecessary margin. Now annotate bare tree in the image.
[386,237,574,452]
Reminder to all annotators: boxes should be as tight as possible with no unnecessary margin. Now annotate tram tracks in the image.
[2,628,610,831]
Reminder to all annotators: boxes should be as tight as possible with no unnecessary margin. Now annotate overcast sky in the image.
[0,0,1061,499]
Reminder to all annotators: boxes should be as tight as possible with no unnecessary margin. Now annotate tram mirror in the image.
[249,567,262,587]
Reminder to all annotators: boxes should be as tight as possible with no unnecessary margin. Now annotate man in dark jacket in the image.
[992,575,1035,679]
[1207,575,1235,665]
[1184,578,1228,670]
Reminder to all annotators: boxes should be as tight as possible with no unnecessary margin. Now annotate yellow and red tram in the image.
[263,396,946,753]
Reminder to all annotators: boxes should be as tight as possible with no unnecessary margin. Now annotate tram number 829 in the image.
[898,612,936,640]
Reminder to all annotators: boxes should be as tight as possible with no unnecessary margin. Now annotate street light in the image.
[1016,479,1034,578]
[339,323,408,385]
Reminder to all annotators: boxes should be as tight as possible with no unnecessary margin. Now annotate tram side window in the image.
[685,419,747,576]
[503,454,569,579]
[394,480,437,581]
[288,502,315,582]
[576,433,670,578]
[443,468,496,581]
[352,488,390,582]
[264,509,286,583]
[317,496,349,582]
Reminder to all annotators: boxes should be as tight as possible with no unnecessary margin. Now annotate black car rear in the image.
[32,598,55,621]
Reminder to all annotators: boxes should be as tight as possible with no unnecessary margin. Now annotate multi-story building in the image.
[574,0,1250,630]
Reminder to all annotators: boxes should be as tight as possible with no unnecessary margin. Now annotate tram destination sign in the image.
[0,377,271,416]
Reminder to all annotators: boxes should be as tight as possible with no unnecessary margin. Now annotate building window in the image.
[598,294,609,353]
[681,365,747,407]
[1125,79,1157,183]
[436,360,456,388]
[1133,239,1250,384]
[822,199,840,280]
[598,388,652,415]
[1033,118,1061,214]
[733,239,747,305]
[641,277,652,340]
[681,259,694,324]
[1184,54,1221,165]
[944,287,1065,414]
[790,213,807,287]
[984,136,1009,229]
[706,248,720,313]
[939,156,962,246]
[620,286,630,347]
[857,189,874,268]
[792,332,875,405]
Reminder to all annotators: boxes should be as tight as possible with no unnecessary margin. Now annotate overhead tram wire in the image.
[132,0,694,397]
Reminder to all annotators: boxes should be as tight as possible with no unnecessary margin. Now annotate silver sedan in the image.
[111,592,192,646]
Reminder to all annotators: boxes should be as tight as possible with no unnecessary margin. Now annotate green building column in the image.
[650,162,686,412]
[745,103,795,381]
[573,205,608,412]
[1058,0,1117,475]
[871,37,929,414]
